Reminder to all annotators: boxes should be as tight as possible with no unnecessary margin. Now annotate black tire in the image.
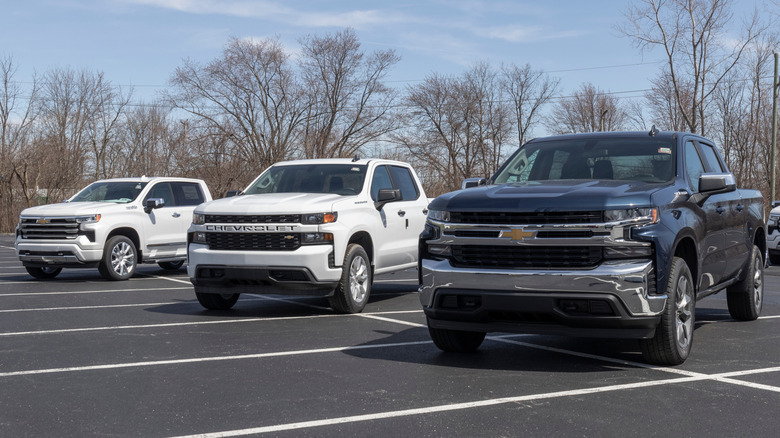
[158,260,185,271]
[640,256,695,366]
[726,245,763,321]
[768,252,780,266]
[98,235,137,281]
[329,244,371,314]
[195,291,240,310]
[428,323,486,353]
[25,266,62,279]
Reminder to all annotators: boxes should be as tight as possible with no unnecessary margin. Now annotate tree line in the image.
[1,0,777,233]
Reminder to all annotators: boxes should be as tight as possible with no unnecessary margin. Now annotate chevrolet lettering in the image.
[205,224,296,232]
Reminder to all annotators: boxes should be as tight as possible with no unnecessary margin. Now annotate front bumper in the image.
[15,237,103,267]
[419,258,665,339]
[188,243,341,295]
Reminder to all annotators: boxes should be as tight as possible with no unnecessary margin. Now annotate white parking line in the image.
[168,366,780,438]
[0,286,190,297]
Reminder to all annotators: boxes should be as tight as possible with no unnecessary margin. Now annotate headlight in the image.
[192,232,207,244]
[301,232,334,244]
[604,208,658,224]
[302,213,337,224]
[427,209,450,222]
[75,214,101,224]
[193,213,205,225]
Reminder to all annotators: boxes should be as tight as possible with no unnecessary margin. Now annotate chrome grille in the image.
[19,218,80,240]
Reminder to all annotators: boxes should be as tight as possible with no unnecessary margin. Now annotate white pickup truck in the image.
[15,177,212,280]
[187,157,429,313]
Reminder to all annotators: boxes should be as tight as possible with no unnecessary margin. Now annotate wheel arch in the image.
[673,235,698,293]
[348,231,374,267]
[107,227,142,260]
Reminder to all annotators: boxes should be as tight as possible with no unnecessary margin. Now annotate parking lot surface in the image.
[1,234,779,437]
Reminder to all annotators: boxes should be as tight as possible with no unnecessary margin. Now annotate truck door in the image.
[142,182,186,259]
[697,141,748,279]
[684,140,725,289]
[370,165,425,269]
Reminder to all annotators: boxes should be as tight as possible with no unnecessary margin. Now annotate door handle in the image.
[736,204,744,212]
[397,210,406,217]
[716,206,725,214]
[172,212,181,218]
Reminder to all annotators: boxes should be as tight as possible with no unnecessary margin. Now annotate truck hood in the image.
[196,193,349,214]
[19,202,131,217]
[430,180,665,212]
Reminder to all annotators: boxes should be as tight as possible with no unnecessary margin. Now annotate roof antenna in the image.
[649,125,659,136]
[352,154,360,162]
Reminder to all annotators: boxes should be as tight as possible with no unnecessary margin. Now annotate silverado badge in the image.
[500,228,534,240]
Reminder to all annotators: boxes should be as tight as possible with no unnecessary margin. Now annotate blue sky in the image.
[0,0,765,110]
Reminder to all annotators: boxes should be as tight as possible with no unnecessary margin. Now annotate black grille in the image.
[535,230,594,239]
[205,233,301,251]
[19,218,80,240]
[451,245,602,268]
[205,214,301,223]
[449,211,603,225]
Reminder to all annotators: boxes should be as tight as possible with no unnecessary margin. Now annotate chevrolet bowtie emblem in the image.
[500,228,534,240]
[36,218,50,224]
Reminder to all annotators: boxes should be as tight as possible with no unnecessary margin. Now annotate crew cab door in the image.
[696,141,748,279]
[142,182,205,259]
[684,140,726,289]
[370,165,428,269]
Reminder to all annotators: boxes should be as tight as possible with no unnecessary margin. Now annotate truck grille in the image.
[449,211,603,225]
[18,218,80,240]
[205,214,301,223]
[205,233,301,251]
[451,245,602,268]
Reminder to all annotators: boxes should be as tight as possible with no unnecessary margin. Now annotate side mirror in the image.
[374,188,401,210]
[772,200,780,209]
[144,198,165,214]
[225,190,242,198]
[462,178,486,189]
[698,173,736,195]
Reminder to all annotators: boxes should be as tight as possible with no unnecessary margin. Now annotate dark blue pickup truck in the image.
[419,129,766,365]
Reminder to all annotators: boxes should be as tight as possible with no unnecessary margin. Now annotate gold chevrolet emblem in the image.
[500,228,534,240]
[36,218,50,224]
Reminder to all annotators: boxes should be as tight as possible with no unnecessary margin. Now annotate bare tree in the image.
[547,83,628,134]
[500,63,560,145]
[298,28,401,159]
[167,37,306,171]
[396,64,511,195]
[0,56,39,231]
[619,0,764,135]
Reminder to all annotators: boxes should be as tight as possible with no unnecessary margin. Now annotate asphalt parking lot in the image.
[1,234,779,437]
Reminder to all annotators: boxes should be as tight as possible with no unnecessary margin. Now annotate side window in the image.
[172,182,205,206]
[698,143,725,172]
[685,141,706,192]
[145,182,175,207]
[370,166,393,201]
[388,166,420,201]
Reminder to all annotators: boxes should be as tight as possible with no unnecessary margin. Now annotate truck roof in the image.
[526,130,707,144]
[92,176,206,184]
[271,158,414,167]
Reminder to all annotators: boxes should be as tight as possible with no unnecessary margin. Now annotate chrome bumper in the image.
[419,258,666,317]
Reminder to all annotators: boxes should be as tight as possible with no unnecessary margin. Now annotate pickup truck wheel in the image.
[329,244,371,314]
[726,245,763,321]
[99,236,137,281]
[25,266,62,279]
[428,323,486,353]
[158,260,185,271]
[195,292,240,310]
[640,256,695,366]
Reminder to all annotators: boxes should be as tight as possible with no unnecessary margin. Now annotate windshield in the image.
[493,137,676,184]
[70,181,148,203]
[244,164,367,195]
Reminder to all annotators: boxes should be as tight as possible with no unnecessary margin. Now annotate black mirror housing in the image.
[144,198,165,214]
[374,188,401,210]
